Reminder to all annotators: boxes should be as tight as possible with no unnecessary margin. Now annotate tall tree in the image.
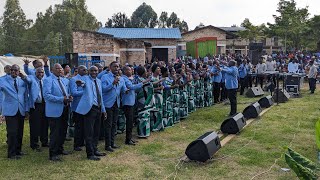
[268,0,309,50]
[107,12,131,28]
[304,15,320,51]
[158,11,168,28]
[131,2,158,28]
[1,0,32,54]
[238,18,266,42]
[179,20,189,33]
[105,18,113,27]
[167,12,180,28]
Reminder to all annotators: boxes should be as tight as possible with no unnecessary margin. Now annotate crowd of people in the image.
[0,51,318,161]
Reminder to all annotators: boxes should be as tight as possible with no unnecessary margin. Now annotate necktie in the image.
[94,79,102,107]
[57,77,67,96]
[39,80,44,103]
[14,79,18,92]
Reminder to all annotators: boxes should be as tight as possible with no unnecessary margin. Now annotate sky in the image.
[0,0,319,29]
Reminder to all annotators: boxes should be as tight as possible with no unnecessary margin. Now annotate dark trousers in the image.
[255,75,264,88]
[105,103,119,147]
[99,115,105,140]
[267,75,276,85]
[247,76,253,88]
[73,112,84,148]
[227,89,237,116]
[309,78,316,93]
[83,105,101,157]
[239,78,246,95]
[48,107,69,157]
[213,82,221,103]
[220,83,227,101]
[5,112,24,158]
[123,105,134,142]
[29,103,48,148]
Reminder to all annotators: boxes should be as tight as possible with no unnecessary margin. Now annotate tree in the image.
[167,12,180,28]
[268,0,309,50]
[238,18,267,42]
[106,12,131,28]
[43,31,60,55]
[105,18,113,27]
[179,20,189,33]
[1,0,32,54]
[304,15,320,51]
[158,11,168,28]
[195,22,205,30]
[131,2,158,28]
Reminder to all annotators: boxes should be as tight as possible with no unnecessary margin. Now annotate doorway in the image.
[152,48,168,63]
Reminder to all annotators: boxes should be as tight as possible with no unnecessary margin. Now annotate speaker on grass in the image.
[246,87,264,98]
[272,88,290,103]
[185,131,221,162]
[243,102,262,119]
[258,95,274,108]
[220,113,246,134]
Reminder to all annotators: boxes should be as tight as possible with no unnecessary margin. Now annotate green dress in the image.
[162,77,174,127]
[187,80,196,113]
[179,77,189,119]
[204,75,213,107]
[150,76,164,132]
[171,78,181,124]
[135,77,153,138]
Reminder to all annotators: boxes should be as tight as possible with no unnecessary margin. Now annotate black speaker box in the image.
[258,95,274,108]
[243,102,262,119]
[220,113,246,134]
[246,87,264,98]
[272,88,290,103]
[185,131,221,162]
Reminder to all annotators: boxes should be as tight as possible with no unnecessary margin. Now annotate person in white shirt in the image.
[266,58,277,85]
[307,60,317,94]
[255,59,266,88]
[288,59,299,73]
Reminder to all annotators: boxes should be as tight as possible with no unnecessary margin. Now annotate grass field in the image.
[0,85,318,180]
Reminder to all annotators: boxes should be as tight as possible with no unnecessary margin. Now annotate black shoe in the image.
[87,156,100,161]
[50,156,61,162]
[59,150,71,155]
[125,140,136,146]
[111,144,120,149]
[94,151,106,157]
[9,155,21,160]
[42,144,49,148]
[16,151,27,156]
[105,146,114,152]
[74,147,82,151]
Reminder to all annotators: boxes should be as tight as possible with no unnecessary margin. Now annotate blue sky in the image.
[0,0,319,29]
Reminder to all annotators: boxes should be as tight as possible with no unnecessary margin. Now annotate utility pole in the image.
[59,32,63,56]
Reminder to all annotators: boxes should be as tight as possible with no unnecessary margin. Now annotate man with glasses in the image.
[0,64,30,159]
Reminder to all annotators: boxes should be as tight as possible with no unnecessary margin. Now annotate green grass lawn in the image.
[0,86,318,180]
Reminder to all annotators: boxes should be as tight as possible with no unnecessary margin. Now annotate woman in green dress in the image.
[170,68,181,124]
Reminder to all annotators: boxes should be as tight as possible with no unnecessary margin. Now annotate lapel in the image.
[6,76,18,94]
[53,76,63,95]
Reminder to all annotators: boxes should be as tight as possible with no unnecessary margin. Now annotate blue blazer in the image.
[121,75,143,106]
[0,75,29,116]
[0,75,9,113]
[26,75,46,110]
[43,75,70,118]
[76,76,106,115]
[101,72,127,108]
[70,74,84,112]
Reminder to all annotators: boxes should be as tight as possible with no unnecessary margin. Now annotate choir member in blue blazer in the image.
[43,63,73,161]
[75,66,106,161]
[221,60,239,116]
[0,65,11,114]
[27,67,48,151]
[121,66,149,145]
[101,61,127,152]
[70,65,87,151]
[23,56,51,77]
[0,64,29,159]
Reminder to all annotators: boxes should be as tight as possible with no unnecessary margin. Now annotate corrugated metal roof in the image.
[218,27,246,32]
[97,28,181,39]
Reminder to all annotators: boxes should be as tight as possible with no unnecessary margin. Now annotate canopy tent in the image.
[0,56,48,76]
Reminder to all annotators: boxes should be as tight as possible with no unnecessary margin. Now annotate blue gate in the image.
[48,56,67,67]
[78,56,105,68]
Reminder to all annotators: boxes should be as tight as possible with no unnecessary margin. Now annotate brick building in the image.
[72,28,181,66]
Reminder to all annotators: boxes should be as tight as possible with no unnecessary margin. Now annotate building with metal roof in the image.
[97,28,182,39]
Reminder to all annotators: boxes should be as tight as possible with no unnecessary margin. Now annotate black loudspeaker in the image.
[220,113,246,134]
[185,131,221,162]
[243,102,262,119]
[273,89,290,103]
[258,95,274,108]
[246,87,264,98]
